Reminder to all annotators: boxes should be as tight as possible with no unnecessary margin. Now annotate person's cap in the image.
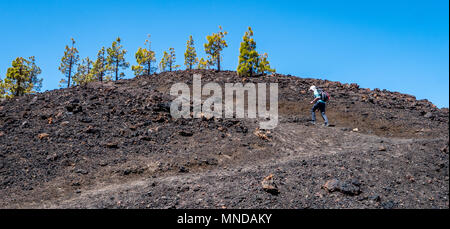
[309,85,316,91]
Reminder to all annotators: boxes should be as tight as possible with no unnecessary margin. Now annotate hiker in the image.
[309,85,329,126]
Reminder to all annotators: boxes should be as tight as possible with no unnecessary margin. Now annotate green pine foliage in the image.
[91,47,109,82]
[2,56,42,97]
[237,27,275,77]
[106,37,130,81]
[197,57,208,70]
[168,48,180,71]
[132,35,156,76]
[256,52,275,75]
[0,78,6,98]
[159,48,180,72]
[73,57,95,86]
[159,51,169,72]
[204,26,228,71]
[184,35,198,70]
[59,38,79,88]
[237,27,258,77]
[1,27,277,96]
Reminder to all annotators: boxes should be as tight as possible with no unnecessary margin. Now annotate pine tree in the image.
[106,37,130,81]
[197,57,208,70]
[237,27,258,77]
[159,48,179,72]
[184,35,197,70]
[73,57,95,86]
[256,53,275,75]
[204,26,228,71]
[132,35,156,76]
[3,56,42,97]
[159,51,169,72]
[168,48,180,71]
[59,38,79,88]
[0,77,7,98]
[92,47,109,82]
[237,27,275,77]
[26,56,43,92]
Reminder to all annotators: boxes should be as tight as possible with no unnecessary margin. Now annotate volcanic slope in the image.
[0,70,448,208]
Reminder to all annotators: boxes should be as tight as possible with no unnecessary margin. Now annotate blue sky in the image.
[0,0,448,107]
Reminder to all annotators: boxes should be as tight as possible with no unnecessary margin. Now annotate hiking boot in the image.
[323,123,329,127]
[310,121,316,125]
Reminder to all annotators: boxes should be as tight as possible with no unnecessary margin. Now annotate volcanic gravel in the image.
[0,70,448,208]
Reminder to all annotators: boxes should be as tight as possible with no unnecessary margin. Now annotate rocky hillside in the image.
[0,70,448,208]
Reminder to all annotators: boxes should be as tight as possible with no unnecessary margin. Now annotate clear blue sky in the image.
[1,0,448,107]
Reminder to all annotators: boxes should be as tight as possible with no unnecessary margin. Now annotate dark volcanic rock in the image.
[0,70,447,209]
[322,179,361,196]
[178,130,193,137]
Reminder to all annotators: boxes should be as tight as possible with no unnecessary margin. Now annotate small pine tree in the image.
[168,48,180,71]
[106,37,130,81]
[0,77,7,98]
[197,57,208,70]
[184,35,198,70]
[0,78,8,99]
[256,53,275,75]
[73,57,95,86]
[237,27,275,77]
[237,27,258,77]
[204,26,228,71]
[160,48,180,72]
[132,35,156,76]
[92,47,109,82]
[159,51,169,72]
[3,56,42,97]
[59,38,79,87]
[27,56,43,92]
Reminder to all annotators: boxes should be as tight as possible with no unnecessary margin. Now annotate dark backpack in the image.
[317,88,330,102]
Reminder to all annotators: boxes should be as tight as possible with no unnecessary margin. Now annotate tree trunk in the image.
[68,55,73,88]
[115,59,119,81]
[16,65,22,96]
[217,53,221,71]
[100,55,104,82]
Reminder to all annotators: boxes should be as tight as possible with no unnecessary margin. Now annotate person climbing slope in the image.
[309,85,329,126]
